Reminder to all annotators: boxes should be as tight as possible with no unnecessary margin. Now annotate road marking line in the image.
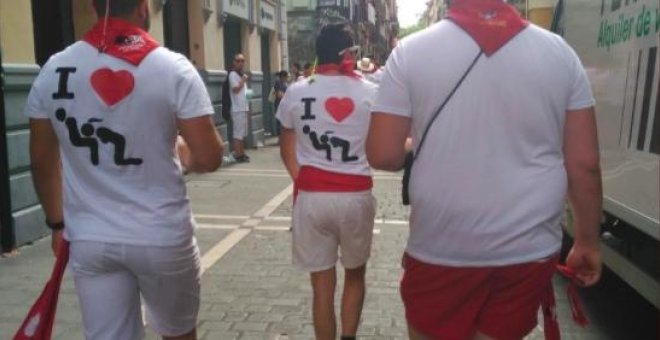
[241,219,262,227]
[264,216,291,221]
[194,214,251,220]
[255,226,292,231]
[265,216,292,221]
[381,219,408,225]
[200,228,251,275]
[196,224,239,230]
[253,184,293,218]
[254,226,382,234]
[264,216,409,225]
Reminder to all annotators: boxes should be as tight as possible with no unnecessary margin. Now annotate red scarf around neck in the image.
[83,17,159,66]
[315,53,361,78]
[447,0,528,56]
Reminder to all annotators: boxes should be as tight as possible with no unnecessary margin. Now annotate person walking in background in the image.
[277,24,378,340]
[26,0,223,339]
[367,0,602,339]
[291,62,303,83]
[273,70,289,111]
[273,70,289,136]
[229,53,251,163]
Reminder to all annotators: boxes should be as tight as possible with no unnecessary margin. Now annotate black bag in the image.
[402,52,483,205]
[221,71,233,122]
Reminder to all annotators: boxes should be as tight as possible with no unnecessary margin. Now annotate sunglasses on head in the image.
[338,45,360,56]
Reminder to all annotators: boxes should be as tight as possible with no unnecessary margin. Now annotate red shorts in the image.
[400,253,558,340]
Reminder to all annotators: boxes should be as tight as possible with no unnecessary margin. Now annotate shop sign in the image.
[223,0,250,20]
[260,0,276,31]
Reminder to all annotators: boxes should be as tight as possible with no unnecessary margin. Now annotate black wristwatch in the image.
[46,220,65,231]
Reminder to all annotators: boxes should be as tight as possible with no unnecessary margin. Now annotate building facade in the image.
[286,0,398,70]
[422,0,558,29]
[0,0,288,250]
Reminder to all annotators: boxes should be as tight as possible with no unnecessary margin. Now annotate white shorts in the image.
[292,190,376,272]
[231,111,248,139]
[69,240,201,339]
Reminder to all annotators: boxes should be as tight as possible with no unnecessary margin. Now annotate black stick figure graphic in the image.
[330,136,359,162]
[303,125,332,161]
[56,108,100,165]
[96,128,143,166]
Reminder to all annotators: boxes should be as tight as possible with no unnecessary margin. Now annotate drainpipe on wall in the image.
[0,49,16,253]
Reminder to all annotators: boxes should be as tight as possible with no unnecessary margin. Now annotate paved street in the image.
[0,141,657,340]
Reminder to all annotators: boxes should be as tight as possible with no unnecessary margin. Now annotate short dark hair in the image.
[303,63,312,70]
[292,62,301,70]
[93,0,142,17]
[278,70,289,77]
[316,24,355,65]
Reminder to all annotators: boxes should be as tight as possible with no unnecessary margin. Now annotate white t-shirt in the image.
[372,22,595,266]
[276,75,378,176]
[229,71,249,112]
[25,41,214,246]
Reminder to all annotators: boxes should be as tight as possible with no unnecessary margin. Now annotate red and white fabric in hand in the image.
[14,241,70,340]
[542,264,591,340]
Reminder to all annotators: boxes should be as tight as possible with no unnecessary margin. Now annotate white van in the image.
[553,0,659,308]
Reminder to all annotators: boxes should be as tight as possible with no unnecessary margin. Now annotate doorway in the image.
[0,46,15,252]
[261,32,274,135]
[31,0,74,66]
[223,19,242,70]
[163,0,190,57]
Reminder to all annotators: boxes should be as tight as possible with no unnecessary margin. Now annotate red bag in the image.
[14,241,70,340]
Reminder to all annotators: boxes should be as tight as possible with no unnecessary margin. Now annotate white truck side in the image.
[553,0,659,308]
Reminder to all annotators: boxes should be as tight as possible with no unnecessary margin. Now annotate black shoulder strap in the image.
[413,51,483,161]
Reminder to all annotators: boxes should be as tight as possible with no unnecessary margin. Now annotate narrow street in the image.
[0,142,656,339]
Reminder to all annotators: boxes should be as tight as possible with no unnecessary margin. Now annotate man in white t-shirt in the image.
[367,0,602,339]
[229,53,251,162]
[276,24,378,340]
[26,1,223,339]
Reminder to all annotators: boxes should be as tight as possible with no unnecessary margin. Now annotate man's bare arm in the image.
[279,128,299,180]
[366,112,411,171]
[29,118,64,254]
[563,106,603,286]
[177,116,224,173]
[232,74,248,94]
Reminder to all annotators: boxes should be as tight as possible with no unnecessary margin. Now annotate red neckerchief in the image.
[447,0,528,56]
[315,54,361,78]
[83,18,159,66]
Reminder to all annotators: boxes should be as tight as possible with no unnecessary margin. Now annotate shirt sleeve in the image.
[25,71,50,119]
[274,80,286,92]
[173,57,214,119]
[565,44,596,111]
[229,72,241,89]
[371,44,412,118]
[275,87,295,128]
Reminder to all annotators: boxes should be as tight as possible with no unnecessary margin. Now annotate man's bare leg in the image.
[232,139,245,157]
[311,267,337,340]
[162,328,196,340]
[340,265,366,337]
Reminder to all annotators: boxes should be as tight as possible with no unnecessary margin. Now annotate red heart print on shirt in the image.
[90,68,135,106]
[325,97,355,123]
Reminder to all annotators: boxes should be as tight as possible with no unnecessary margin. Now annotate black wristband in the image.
[46,220,65,231]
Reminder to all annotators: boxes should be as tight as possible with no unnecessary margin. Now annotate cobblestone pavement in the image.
[0,143,657,339]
